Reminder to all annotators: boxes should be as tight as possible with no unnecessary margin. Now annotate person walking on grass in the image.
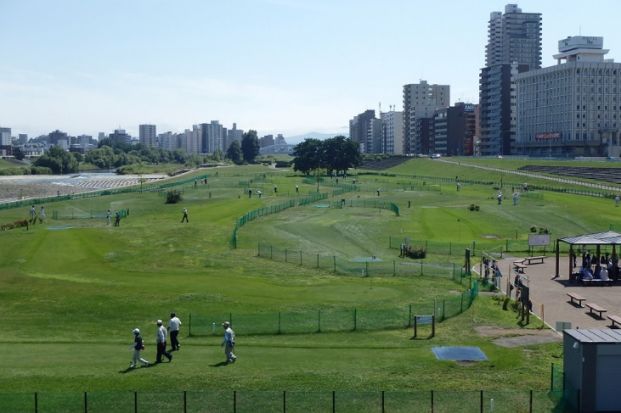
[106,209,111,225]
[222,321,236,363]
[168,312,181,351]
[129,328,150,368]
[155,320,172,363]
[181,208,189,223]
[114,211,121,227]
[29,205,36,225]
[39,206,46,224]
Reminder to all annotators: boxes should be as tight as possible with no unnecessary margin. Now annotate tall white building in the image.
[515,36,621,157]
[403,81,450,154]
[380,110,404,154]
[0,127,11,146]
[200,121,225,154]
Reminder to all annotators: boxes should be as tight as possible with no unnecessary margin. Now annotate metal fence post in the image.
[183,391,187,413]
[134,391,138,413]
[188,313,192,337]
[408,304,412,327]
[333,256,336,273]
[420,261,423,276]
[529,389,533,413]
[381,391,385,413]
[318,310,321,332]
[233,390,237,413]
[316,254,320,268]
[283,391,286,413]
[430,390,434,413]
[353,308,357,331]
[285,249,288,263]
[480,390,483,413]
[84,392,88,413]
[34,392,38,413]
[278,312,281,334]
[332,391,336,413]
[299,251,302,266]
[393,260,396,276]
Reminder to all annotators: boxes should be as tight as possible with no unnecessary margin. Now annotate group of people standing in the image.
[129,313,236,368]
[482,257,503,288]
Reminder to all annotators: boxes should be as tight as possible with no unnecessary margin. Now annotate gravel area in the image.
[0,173,167,203]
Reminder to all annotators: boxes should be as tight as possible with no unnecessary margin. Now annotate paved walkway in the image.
[497,255,621,331]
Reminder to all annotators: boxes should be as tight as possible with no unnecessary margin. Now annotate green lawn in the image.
[0,160,607,411]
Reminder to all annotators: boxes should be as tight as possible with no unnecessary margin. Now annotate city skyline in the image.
[1,0,620,140]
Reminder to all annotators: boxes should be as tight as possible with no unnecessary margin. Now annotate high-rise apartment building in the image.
[349,110,376,153]
[226,123,243,150]
[515,36,621,157]
[200,121,225,154]
[380,110,404,154]
[479,4,541,155]
[139,124,157,147]
[403,81,450,154]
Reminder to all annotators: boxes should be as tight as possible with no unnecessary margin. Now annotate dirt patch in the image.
[481,234,500,239]
[493,335,561,348]
[475,325,561,348]
[475,325,558,338]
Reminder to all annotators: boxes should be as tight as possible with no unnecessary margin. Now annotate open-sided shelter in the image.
[555,231,621,279]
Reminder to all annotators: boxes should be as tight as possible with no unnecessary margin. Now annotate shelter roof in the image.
[564,329,621,344]
[560,231,621,245]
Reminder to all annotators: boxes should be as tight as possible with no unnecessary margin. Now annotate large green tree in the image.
[321,136,361,175]
[292,138,323,175]
[241,130,260,163]
[226,140,243,164]
[34,145,79,174]
[292,136,361,176]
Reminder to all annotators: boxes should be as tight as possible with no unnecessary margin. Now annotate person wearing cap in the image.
[221,321,237,363]
[168,313,182,351]
[130,328,149,368]
[155,320,173,363]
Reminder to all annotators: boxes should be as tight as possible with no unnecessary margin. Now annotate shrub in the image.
[539,227,549,234]
[404,246,426,259]
[468,204,480,211]
[166,190,182,204]
[0,219,29,231]
[530,226,538,233]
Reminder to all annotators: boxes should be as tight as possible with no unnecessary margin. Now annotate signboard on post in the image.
[528,234,550,247]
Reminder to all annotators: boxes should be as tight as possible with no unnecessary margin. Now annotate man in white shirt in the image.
[221,321,237,363]
[168,313,182,351]
[155,320,172,363]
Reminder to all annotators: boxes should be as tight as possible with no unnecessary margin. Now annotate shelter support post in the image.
[555,239,560,279]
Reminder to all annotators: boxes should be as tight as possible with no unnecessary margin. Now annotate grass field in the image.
[1,159,618,411]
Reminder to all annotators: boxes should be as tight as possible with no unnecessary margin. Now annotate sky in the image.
[1,0,620,141]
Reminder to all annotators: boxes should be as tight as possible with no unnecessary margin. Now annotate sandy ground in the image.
[496,255,621,331]
[0,173,166,203]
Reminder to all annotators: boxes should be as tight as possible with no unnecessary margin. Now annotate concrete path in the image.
[497,255,621,331]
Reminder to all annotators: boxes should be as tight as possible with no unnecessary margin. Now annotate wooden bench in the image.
[585,303,607,319]
[513,262,527,273]
[566,292,586,307]
[608,315,621,329]
[524,256,547,265]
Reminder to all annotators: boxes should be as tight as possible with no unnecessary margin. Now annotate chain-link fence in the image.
[0,173,211,212]
[257,242,464,280]
[330,199,400,216]
[0,389,560,412]
[388,237,567,257]
[187,283,477,337]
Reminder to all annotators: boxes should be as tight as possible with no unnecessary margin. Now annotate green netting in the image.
[188,281,478,337]
[0,392,33,413]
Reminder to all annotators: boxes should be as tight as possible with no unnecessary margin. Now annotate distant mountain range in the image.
[286,131,348,144]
